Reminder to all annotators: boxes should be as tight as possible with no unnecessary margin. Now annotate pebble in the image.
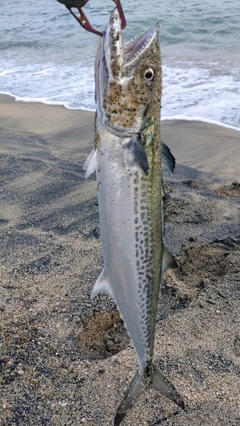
[106,340,114,351]
[59,401,68,407]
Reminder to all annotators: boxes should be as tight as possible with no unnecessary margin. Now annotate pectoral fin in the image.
[124,136,149,175]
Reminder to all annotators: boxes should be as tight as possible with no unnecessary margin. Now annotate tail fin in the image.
[114,370,144,426]
[150,364,184,408]
[114,365,184,426]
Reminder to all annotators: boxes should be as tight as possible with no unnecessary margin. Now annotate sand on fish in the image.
[0,94,240,425]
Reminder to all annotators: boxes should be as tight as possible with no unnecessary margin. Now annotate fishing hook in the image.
[57,0,126,36]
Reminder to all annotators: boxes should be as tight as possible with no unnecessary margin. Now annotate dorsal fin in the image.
[162,245,178,277]
[162,141,176,172]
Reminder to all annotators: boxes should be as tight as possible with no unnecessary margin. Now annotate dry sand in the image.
[0,94,240,425]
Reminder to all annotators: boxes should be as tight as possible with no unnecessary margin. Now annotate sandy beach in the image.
[0,93,240,425]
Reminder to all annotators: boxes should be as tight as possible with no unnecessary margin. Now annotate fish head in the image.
[95,8,161,135]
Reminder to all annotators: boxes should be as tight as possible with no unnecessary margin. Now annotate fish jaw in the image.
[95,8,161,136]
[104,7,124,82]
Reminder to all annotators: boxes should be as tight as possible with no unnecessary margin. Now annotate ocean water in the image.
[1,0,240,130]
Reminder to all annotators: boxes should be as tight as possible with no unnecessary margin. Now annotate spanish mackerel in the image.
[84,8,184,424]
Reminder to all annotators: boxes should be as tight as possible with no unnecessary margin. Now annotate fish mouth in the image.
[95,8,158,113]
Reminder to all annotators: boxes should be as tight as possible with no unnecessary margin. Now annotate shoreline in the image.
[1,92,240,133]
[1,93,239,186]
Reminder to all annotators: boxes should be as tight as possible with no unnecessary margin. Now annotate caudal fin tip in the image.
[114,411,125,426]
[170,387,185,410]
[151,364,185,412]
[178,397,185,411]
[114,370,143,425]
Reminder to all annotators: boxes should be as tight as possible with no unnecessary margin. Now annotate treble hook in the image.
[57,0,126,36]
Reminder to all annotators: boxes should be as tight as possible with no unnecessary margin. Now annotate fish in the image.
[83,8,184,424]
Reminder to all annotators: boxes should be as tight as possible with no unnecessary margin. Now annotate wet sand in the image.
[0,94,240,425]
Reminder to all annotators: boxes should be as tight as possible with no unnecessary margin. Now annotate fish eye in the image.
[144,68,154,81]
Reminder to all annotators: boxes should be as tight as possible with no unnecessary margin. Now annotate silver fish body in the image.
[84,8,184,424]
[94,127,161,373]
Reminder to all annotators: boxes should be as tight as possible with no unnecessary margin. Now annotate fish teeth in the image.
[124,29,157,67]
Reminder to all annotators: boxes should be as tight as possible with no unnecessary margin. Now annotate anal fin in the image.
[83,148,97,178]
[91,268,114,299]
